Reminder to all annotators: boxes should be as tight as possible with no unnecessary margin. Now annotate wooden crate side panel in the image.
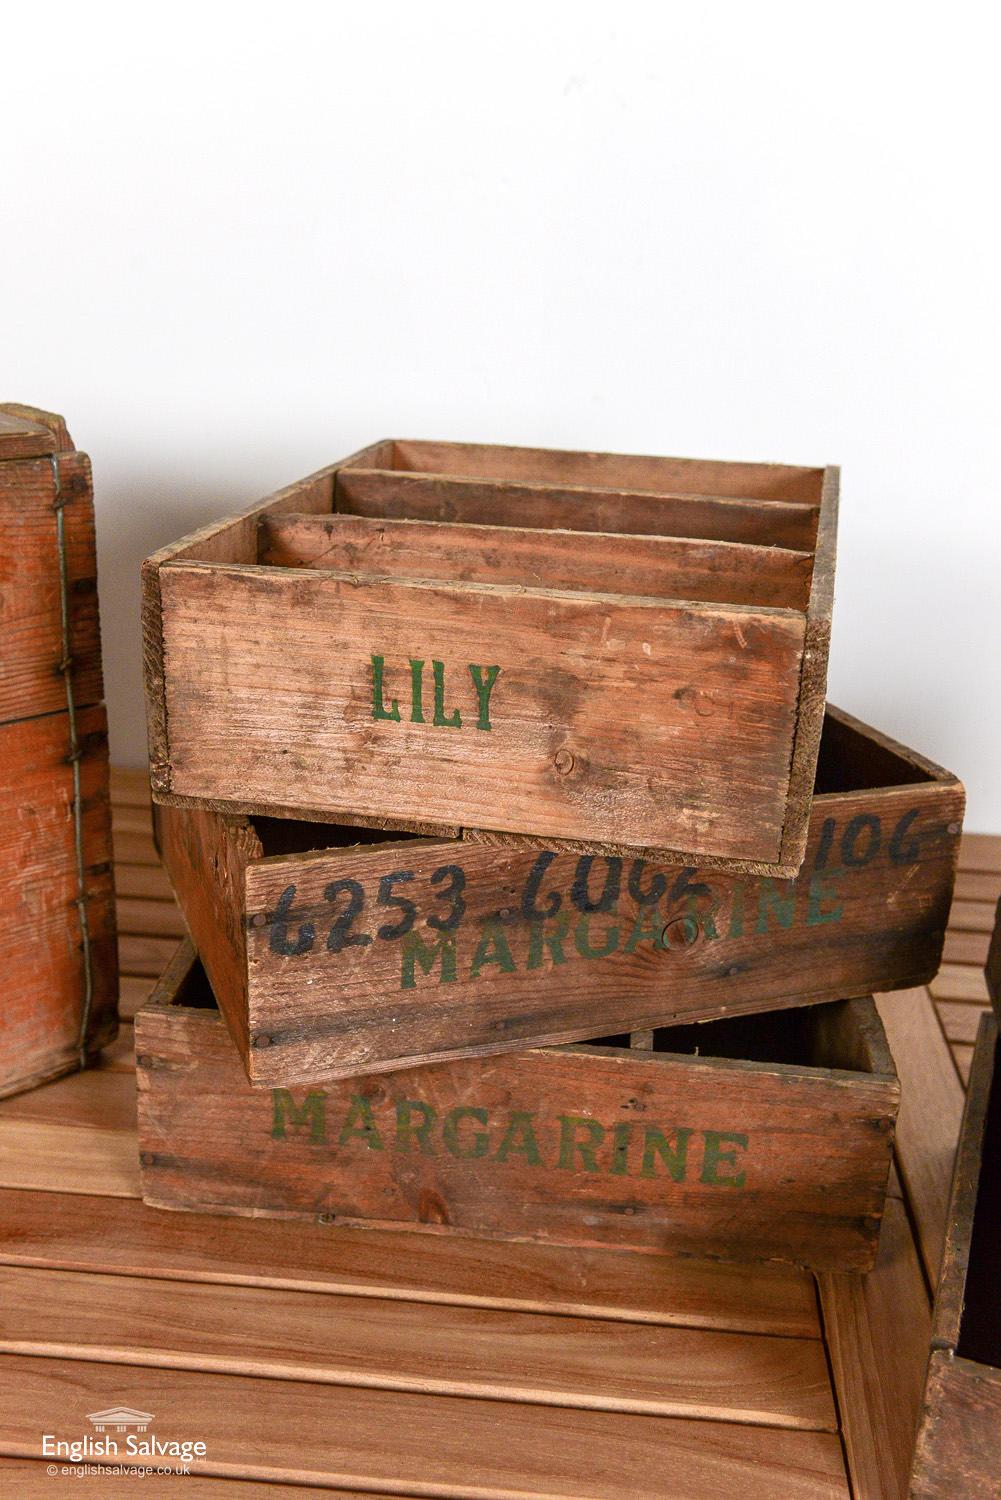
[911,1351,1001,1498]
[159,561,806,863]
[153,803,258,1060]
[0,704,117,1098]
[259,511,815,611]
[241,779,961,1083]
[381,439,826,503]
[335,469,821,552]
[136,1002,896,1270]
[777,465,838,871]
[142,439,391,793]
[0,452,103,723]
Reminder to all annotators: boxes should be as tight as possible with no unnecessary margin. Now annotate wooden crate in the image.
[911,1011,1001,1496]
[0,405,117,1097]
[143,439,838,877]
[154,705,961,1088]
[137,940,898,1272]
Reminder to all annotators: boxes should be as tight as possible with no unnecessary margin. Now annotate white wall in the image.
[3,3,998,828]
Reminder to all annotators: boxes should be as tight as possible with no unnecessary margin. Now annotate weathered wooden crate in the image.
[136,940,898,1272]
[154,705,961,1088]
[0,405,117,1097]
[911,1011,1001,1497]
[143,439,838,876]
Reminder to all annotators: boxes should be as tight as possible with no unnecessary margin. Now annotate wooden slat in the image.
[818,1196,930,1500]
[110,765,153,806]
[941,929,989,965]
[112,804,153,836]
[261,511,814,610]
[954,870,1001,902]
[947,900,995,933]
[337,467,820,551]
[0,1189,819,1336]
[114,862,174,901]
[938,1003,990,1045]
[0,1066,136,1132]
[951,1043,974,1087]
[957,832,1001,873]
[0,1463,363,1498]
[111,828,159,865]
[383,439,825,501]
[116,896,186,939]
[119,974,156,1019]
[0,1120,138,1197]
[0,1265,836,1429]
[929,965,989,1004]
[875,987,965,1285]
[119,933,178,977]
[0,1355,851,1498]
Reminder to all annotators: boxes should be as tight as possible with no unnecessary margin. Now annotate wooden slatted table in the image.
[0,768,995,1498]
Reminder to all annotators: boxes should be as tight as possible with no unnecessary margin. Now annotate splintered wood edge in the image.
[776,464,838,872]
[931,1011,998,1353]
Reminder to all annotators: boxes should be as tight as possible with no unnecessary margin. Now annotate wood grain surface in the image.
[144,438,837,874]
[137,950,898,1272]
[1,774,994,1498]
[0,704,117,1098]
[155,705,962,1087]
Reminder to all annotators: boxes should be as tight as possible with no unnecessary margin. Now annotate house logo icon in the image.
[86,1407,154,1434]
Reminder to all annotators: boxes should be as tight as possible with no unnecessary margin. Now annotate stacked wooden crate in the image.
[0,405,118,1097]
[138,439,963,1275]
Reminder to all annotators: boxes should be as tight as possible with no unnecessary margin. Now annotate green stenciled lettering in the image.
[807,868,844,927]
[574,916,620,959]
[371,654,400,721]
[557,1115,605,1172]
[701,1130,748,1187]
[610,1121,633,1176]
[641,1125,691,1180]
[755,879,796,933]
[686,892,721,941]
[409,658,425,723]
[728,880,745,938]
[443,1105,490,1159]
[527,913,570,969]
[271,1089,327,1143]
[432,659,461,727]
[400,930,457,990]
[496,1111,542,1165]
[396,1099,437,1154]
[470,917,516,977]
[623,906,665,955]
[337,1095,384,1150]
[468,664,501,730]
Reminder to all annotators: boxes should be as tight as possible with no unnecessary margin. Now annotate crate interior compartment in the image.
[256,438,828,614]
[957,1034,1001,1369]
[594,997,889,1076]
